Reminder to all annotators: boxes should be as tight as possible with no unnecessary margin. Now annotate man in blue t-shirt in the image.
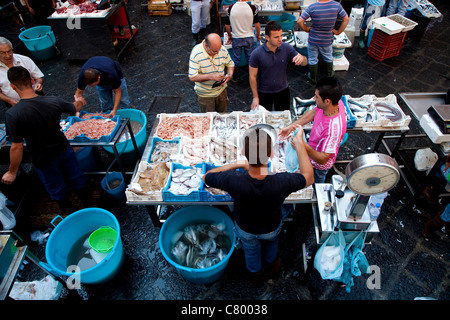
[297,0,349,84]
[75,56,130,117]
[249,21,307,111]
[203,125,314,283]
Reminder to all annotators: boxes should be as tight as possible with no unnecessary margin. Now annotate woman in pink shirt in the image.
[280,77,347,183]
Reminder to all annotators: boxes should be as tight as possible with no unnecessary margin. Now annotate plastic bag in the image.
[0,191,15,230]
[285,128,300,173]
[314,229,346,280]
[9,275,62,300]
[335,231,370,293]
[414,148,438,172]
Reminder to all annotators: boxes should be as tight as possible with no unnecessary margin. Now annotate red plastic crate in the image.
[371,29,407,47]
[368,29,408,61]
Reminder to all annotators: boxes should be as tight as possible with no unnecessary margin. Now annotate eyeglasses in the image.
[0,49,13,56]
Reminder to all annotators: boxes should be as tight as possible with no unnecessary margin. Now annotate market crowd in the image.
[2,0,446,285]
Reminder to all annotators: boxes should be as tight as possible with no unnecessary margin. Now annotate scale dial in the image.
[345,153,400,196]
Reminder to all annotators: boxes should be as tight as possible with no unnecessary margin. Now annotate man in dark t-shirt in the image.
[75,56,130,117]
[2,66,88,212]
[203,125,314,282]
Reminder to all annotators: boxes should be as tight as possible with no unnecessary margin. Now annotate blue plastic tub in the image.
[19,26,57,61]
[103,109,147,156]
[75,147,96,172]
[101,171,126,200]
[41,208,124,284]
[159,206,236,284]
[269,13,296,31]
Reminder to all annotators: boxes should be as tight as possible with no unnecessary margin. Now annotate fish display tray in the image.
[179,136,211,166]
[78,111,111,119]
[147,136,181,163]
[286,185,314,200]
[162,163,203,202]
[201,162,233,202]
[126,161,171,202]
[387,14,418,32]
[341,95,356,129]
[372,16,404,35]
[155,113,212,140]
[0,124,6,143]
[63,116,121,143]
[346,94,411,129]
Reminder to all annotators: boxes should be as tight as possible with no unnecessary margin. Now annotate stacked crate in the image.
[148,0,172,15]
[368,28,407,61]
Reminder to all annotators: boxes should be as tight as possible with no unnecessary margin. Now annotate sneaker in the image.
[265,256,282,277]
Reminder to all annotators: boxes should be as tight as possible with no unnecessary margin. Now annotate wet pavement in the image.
[1,0,449,307]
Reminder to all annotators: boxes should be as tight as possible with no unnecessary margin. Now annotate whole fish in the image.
[348,99,370,110]
[374,102,403,122]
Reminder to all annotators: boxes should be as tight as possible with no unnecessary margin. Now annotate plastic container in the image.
[162,163,202,202]
[269,13,296,31]
[18,25,57,61]
[75,147,96,172]
[88,226,117,253]
[201,162,233,202]
[101,171,126,200]
[103,109,147,156]
[159,206,236,284]
[368,192,388,220]
[42,208,124,284]
[344,24,355,47]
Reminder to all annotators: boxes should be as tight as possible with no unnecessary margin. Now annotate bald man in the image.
[188,33,235,113]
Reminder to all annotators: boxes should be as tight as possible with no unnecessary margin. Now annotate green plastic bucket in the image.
[89,226,117,253]
[18,25,57,61]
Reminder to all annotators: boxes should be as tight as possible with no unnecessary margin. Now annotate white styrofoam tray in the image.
[372,17,404,35]
[420,114,450,144]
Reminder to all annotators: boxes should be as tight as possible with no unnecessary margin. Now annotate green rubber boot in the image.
[307,64,318,84]
[326,62,335,77]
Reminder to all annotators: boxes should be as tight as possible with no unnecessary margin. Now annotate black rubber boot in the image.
[307,64,318,84]
[326,62,335,77]
[192,33,199,47]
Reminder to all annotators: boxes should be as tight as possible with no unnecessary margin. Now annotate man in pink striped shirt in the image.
[280,77,347,183]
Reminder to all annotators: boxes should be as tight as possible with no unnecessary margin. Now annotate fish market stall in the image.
[126,111,315,227]
[398,92,449,201]
[47,0,136,60]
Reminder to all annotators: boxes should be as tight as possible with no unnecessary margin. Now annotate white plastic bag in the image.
[414,148,438,172]
[9,275,62,300]
[0,192,15,230]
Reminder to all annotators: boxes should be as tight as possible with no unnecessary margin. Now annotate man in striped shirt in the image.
[189,33,235,113]
[279,77,347,183]
[297,0,349,84]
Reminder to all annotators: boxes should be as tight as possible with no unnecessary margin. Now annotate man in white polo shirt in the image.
[0,37,44,107]
[189,33,235,113]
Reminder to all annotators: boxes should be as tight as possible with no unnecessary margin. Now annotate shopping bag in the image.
[314,229,346,280]
[335,231,370,292]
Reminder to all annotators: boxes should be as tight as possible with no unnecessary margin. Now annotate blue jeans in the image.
[307,44,333,64]
[34,147,87,201]
[232,37,255,67]
[234,222,282,273]
[96,78,130,113]
[314,167,329,184]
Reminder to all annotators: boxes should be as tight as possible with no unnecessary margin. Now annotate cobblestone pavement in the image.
[2,0,449,305]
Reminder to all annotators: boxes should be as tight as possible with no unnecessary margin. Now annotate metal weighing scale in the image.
[339,153,400,229]
[314,153,400,244]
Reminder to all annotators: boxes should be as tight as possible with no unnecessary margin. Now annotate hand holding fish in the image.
[279,122,300,141]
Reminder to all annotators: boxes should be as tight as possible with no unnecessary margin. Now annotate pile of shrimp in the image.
[156,115,210,140]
